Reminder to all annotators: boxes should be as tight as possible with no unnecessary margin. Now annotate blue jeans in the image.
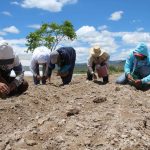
[116,66,150,86]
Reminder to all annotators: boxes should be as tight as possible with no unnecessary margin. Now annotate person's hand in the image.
[9,82,16,92]
[93,73,97,80]
[42,76,48,81]
[127,74,135,82]
[0,82,10,94]
[47,77,51,83]
[36,75,41,80]
[134,79,142,87]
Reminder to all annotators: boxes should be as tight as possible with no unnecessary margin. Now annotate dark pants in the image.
[87,63,109,83]
[6,77,28,96]
[33,64,47,85]
[33,76,47,85]
[61,51,76,85]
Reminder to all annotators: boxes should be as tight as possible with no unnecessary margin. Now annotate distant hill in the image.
[23,60,125,74]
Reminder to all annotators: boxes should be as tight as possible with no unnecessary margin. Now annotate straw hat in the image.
[90,46,101,57]
[100,52,110,61]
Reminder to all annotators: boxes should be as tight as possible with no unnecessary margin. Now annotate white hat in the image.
[50,51,59,64]
[90,46,101,57]
[0,41,15,60]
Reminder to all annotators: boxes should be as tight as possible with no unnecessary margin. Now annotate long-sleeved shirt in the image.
[0,55,24,87]
[30,46,50,76]
[124,52,150,84]
[49,47,76,77]
[87,55,109,74]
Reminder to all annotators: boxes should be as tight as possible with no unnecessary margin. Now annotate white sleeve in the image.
[30,58,38,76]
[87,57,94,74]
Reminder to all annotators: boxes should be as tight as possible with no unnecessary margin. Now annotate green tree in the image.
[26,20,77,53]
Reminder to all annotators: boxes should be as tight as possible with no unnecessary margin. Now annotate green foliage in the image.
[73,64,124,74]
[109,65,124,74]
[26,20,77,53]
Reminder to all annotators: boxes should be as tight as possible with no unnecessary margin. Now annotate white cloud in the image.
[98,25,108,31]
[1,11,12,16]
[136,27,144,32]
[132,19,141,23]
[109,11,124,21]
[11,1,19,5]
[2,26,20,34]
[27,24,41,29]
[76,26,118,54]
[0,31,6,36]
[122,32,150,46]
[20,0,78,12]
[1,25,150,63]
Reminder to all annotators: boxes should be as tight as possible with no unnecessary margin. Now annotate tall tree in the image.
[26,20,77,53]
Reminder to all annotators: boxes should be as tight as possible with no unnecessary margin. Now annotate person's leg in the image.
[116,73,128,84]
[138,66,150,78]
[103,75,109,83]
[33,76,40,85]
[61,51,76,85]
[136,66,150,89]
[33,64,40,85]
[42,64,46,84]
[87,70,93,80]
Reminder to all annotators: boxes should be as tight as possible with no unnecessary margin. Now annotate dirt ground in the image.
[0,74,150,150]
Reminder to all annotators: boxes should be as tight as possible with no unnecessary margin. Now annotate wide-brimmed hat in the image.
[100,52,110,61]
[90,46,101,57]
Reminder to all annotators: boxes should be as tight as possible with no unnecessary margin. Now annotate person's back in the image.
[49,47,76,85]
[30,46,50,85]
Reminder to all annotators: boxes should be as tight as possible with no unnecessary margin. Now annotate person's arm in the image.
[141,74,150,84]
[48,62,55,78]
[30,58,39,77]
[0,75,10,94]
[12,56,24,87]
[87,57,94,74]
[13,64,24,87]
[124,53,135,82]
[124,53,134,75]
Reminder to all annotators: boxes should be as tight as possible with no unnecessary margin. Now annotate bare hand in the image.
[36,75,41,80]
[0,82,10,94]
[127,74,135,82]
[93,73,97,80]
[47,77,51,83]
[134,79,142,87]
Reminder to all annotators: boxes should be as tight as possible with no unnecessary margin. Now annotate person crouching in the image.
[0,41,28,97]
[87,46,110,83]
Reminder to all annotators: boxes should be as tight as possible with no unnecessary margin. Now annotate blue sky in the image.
[0,0,150,65]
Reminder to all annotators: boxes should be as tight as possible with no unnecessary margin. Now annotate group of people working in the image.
[0,40,150,97]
